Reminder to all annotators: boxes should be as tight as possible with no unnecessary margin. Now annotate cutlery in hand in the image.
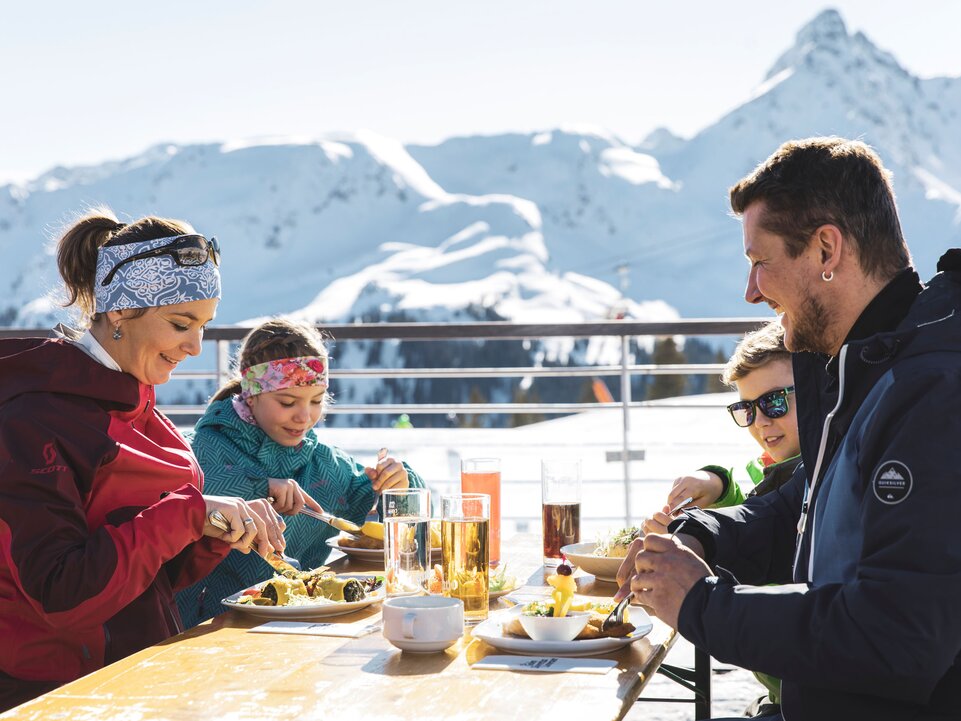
[299,506,362,534]
[206,510,302,573]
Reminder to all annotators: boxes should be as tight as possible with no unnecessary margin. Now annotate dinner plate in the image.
[221,573,386,620]
[488,580,521,601]
[471,605,653,657]
[325,537,442,563]
[560,542,625,582]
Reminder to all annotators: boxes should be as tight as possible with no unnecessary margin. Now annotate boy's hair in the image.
[211,318,330,402]
[722,320,790,386]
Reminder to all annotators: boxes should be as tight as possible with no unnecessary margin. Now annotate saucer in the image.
[385,637,460,653]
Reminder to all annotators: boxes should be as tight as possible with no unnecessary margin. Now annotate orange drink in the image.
[460,458,500,564]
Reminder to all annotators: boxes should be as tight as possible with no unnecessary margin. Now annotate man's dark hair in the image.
[729,137,911,280]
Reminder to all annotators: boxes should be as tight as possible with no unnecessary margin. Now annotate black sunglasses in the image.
[727,386,795,428]
[101,234,220,287]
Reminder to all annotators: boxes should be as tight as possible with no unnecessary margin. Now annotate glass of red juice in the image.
[460,458,501,565]
[541,459,581,565]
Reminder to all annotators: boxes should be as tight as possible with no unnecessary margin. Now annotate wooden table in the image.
[2,535,678,721]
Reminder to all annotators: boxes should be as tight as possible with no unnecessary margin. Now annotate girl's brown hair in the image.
[722,320,790,386]
[211,318,330,403]
[56,206,194,324]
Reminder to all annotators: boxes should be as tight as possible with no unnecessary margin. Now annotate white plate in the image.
[561,542,625,582]
[221,573,385,620]
[488,580,521,601]
[472,606,653,657]
[325,537,441,563]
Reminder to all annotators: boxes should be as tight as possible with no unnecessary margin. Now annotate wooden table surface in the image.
[3,535,676,721]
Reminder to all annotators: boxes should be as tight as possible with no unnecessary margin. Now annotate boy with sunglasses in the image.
[648,320,800,522]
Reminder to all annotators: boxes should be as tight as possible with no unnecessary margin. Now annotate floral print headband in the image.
[239,356,328,399]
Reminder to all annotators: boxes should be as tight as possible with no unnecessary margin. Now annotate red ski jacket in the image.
[0,338,228,697]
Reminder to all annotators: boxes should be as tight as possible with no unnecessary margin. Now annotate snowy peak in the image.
[765,8,908,84]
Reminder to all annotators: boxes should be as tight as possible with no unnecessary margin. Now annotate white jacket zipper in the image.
[793,344,848,581]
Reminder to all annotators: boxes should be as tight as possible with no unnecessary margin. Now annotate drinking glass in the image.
[541,459,582,565]
[441,493,490,625]
[460,458,500,565]
[383,488,431,597]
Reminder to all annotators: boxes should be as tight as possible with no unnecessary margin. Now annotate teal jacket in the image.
[175,397,426,628]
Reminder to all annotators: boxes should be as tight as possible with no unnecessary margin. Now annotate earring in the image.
[821,271,834,282]
[112,325,123,340]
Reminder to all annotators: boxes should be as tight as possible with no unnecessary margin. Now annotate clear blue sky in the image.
[2,0,960,182]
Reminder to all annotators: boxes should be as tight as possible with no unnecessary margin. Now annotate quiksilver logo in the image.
[872,461,912,505]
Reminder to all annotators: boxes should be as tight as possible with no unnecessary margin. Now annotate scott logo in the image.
[30,442,70,475]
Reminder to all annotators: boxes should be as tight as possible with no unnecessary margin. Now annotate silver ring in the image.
[267,496,275,504]
[243,517,255,525]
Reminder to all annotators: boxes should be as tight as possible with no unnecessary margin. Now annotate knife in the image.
[206,509,302,574]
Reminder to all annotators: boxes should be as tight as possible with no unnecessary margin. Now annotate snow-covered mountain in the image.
[410,9,961,316]
[2,9,960,332]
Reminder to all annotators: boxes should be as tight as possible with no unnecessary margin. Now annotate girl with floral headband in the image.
[176,318,426,628]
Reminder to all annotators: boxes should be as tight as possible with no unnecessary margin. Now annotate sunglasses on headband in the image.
[101,234,220,287]
[726,386,795,428]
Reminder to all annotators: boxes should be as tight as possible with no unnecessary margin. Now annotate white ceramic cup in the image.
[382,596,464,653]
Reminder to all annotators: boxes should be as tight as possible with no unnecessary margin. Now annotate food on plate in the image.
[593,527,643,558]
[505,601,635,640]
[338,520,442,550]
[546,560,577,617]
[236,567,382,607]
[488,564,516,594]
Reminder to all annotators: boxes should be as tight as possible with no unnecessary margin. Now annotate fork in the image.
[602,594,631,631]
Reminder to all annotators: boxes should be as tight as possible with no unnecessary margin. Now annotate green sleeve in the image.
[701,464,745,508]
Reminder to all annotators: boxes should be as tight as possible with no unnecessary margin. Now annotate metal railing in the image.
[4,318,766,526]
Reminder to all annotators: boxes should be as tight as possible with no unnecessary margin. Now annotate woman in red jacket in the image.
[0,208,287,711]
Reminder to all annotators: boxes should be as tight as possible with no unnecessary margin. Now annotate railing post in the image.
[216,339,231,389]
[620,334,632,527]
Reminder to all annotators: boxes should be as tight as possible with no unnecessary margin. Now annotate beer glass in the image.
[383,488,431,596]
[441,493,490,625]
[541,459,582,565]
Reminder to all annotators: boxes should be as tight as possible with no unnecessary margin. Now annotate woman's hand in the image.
[666,471,724,509]
[248,498,288,554]
[365,456,410,493]
[266,477,323,516]
[641,505,672,535]
[203,495,270,554]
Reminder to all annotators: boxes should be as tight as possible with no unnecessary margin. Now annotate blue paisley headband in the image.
[94,234,222,313]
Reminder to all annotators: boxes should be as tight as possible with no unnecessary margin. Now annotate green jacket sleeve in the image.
[702,464,746,508]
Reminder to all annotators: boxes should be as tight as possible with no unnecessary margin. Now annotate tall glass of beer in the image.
[541,459,581,565]
[441,493,490,625]
[460,458,500,565]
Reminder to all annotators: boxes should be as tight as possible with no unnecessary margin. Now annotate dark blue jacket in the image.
[674,254,961,720]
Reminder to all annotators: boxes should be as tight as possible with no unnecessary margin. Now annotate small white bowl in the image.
[518,610,590,642]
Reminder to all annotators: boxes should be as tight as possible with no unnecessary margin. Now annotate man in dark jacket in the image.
[619,137,961,720]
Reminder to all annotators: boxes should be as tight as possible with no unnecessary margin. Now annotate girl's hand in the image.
[365,456,410,493]
[642,505,672,535]
[266,477,323,516]
[203,495,270,554]
[666,471,724,509]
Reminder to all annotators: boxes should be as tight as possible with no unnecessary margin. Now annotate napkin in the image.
[249,619,381,638]
[472,655,615,675]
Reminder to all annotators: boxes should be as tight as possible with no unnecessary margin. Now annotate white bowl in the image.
[560,542,627,583]
[518,610,590,642]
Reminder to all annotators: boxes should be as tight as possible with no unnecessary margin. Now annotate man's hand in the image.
[629,534,712,628]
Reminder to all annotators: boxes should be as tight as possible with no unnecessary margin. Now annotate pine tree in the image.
[705,349,730,393]
[647,337,687,400]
